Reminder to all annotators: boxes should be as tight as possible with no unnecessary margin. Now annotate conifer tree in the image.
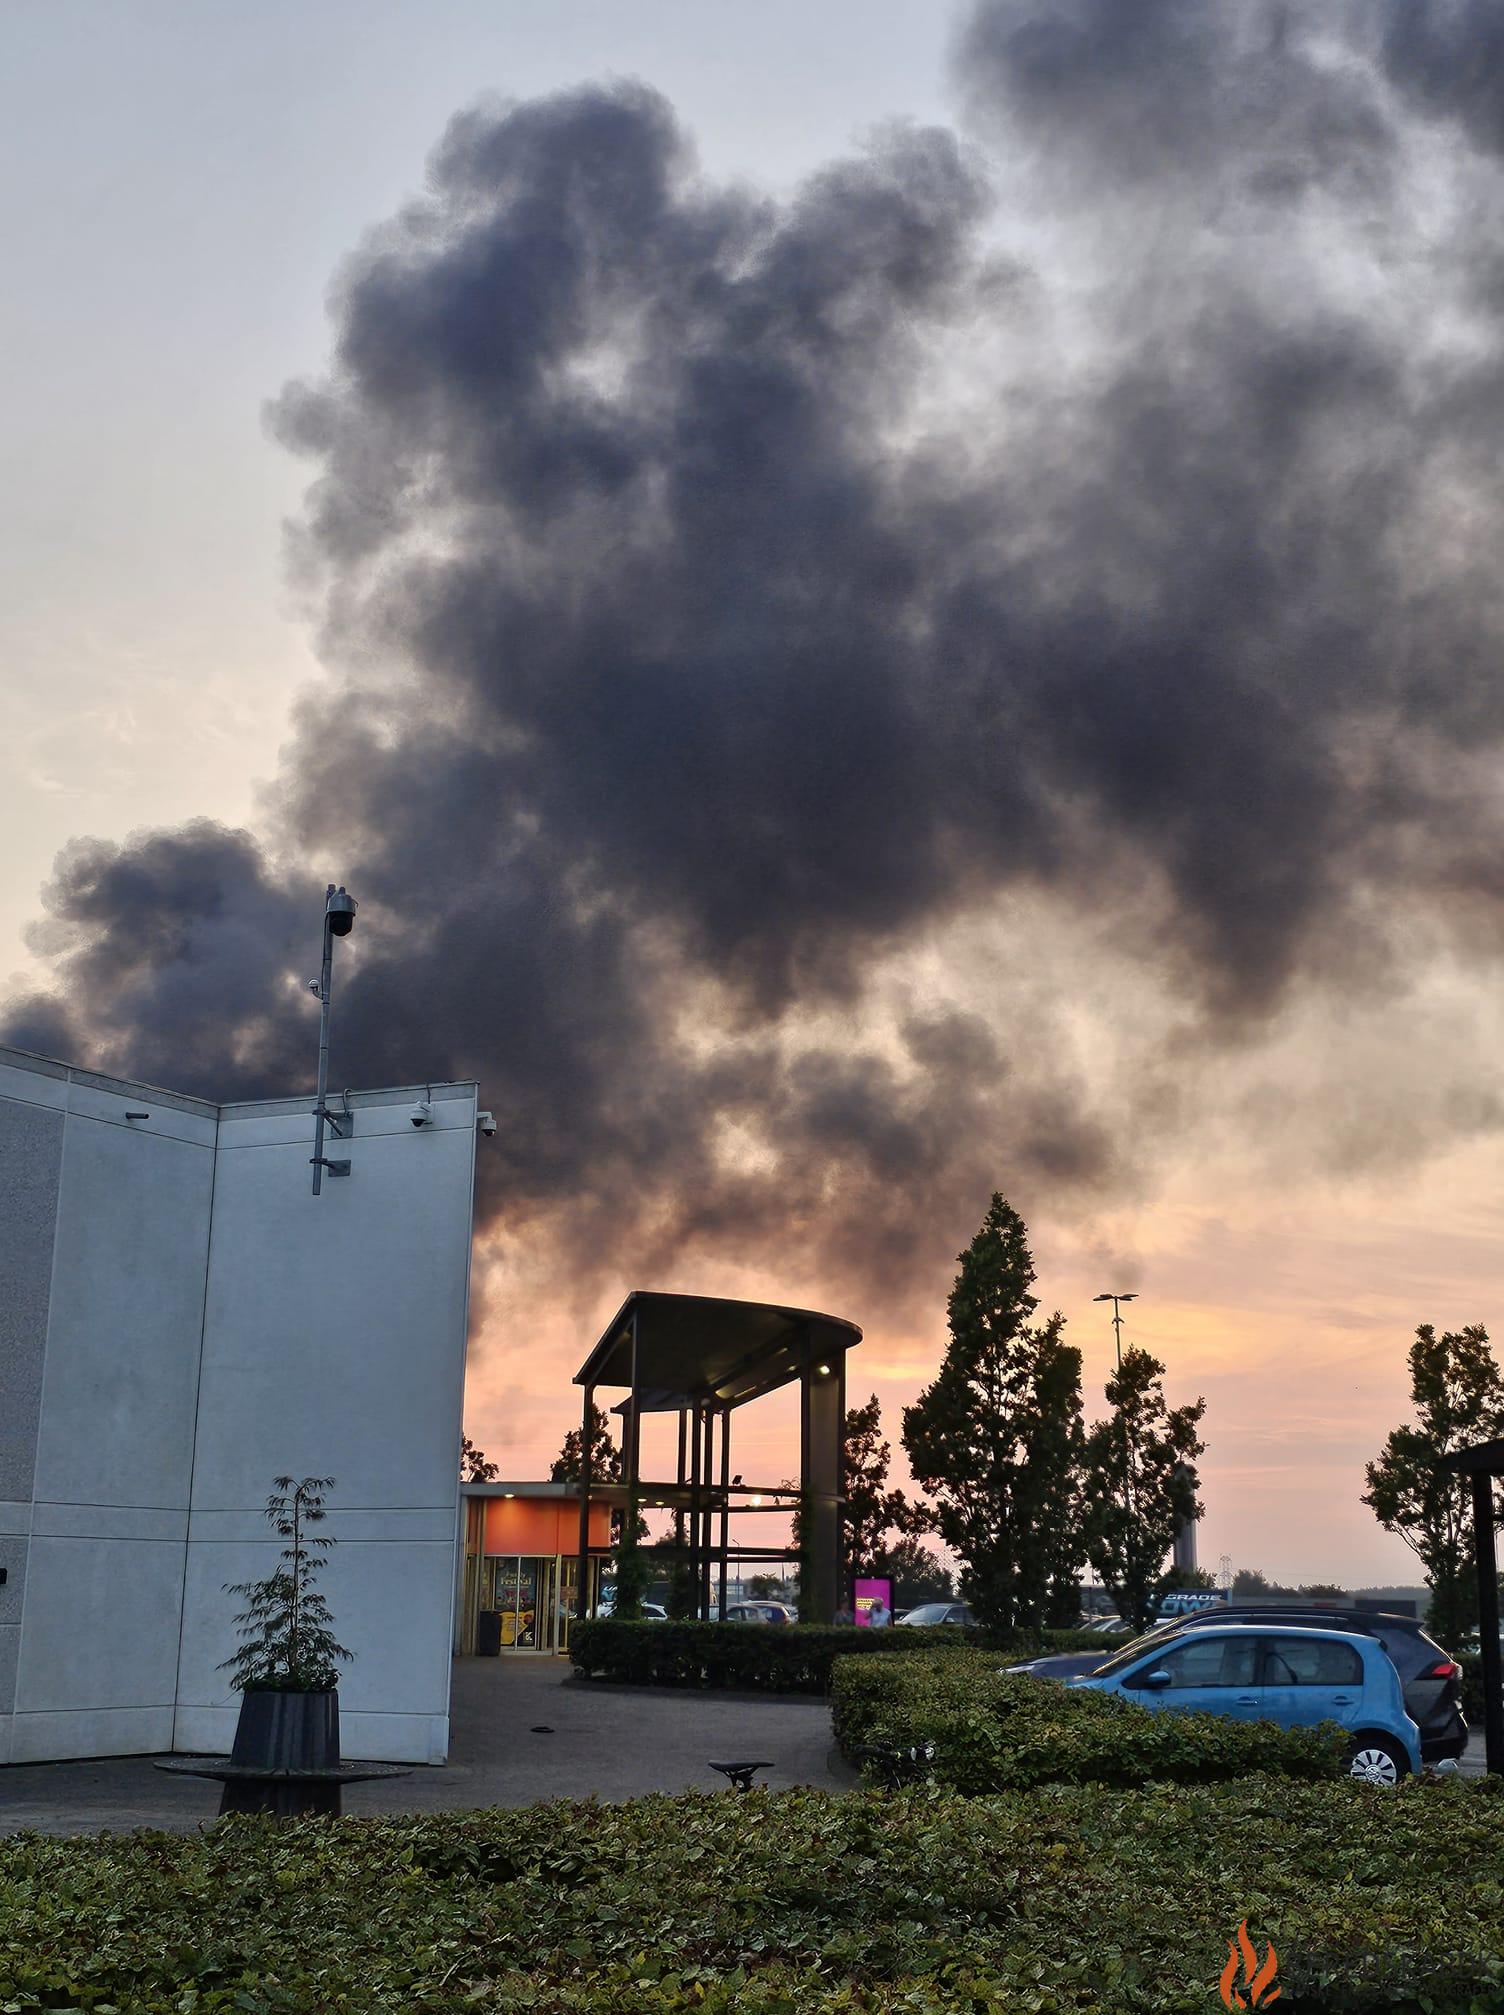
[1364,1324,1504,1646]
[902,1196,1086,1630]
[1082,1348,1206,1631]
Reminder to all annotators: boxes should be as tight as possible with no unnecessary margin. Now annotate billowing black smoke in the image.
[11,2,1504,1303]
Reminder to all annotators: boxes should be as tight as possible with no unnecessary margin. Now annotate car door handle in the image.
[1235,1695,1258,1704]
[1329,1695,1356,1705]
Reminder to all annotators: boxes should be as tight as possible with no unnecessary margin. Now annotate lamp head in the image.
[325,885,357,936]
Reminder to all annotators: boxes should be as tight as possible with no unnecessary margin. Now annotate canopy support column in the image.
[718,1407,731,1620]
[575,1381,595,1624]
[1473,1471,1503,1776]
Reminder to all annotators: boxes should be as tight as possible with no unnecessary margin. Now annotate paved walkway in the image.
[0,1661,1489,1836]
[0,1658,855,1835]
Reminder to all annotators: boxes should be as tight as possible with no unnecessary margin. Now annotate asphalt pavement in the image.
[0,1656,855,1834]
[0,1659,1489,1835]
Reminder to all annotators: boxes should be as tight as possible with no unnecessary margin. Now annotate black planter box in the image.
[230,1687,341,1771]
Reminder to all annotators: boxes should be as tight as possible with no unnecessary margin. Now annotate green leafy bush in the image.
[2,1778,1502,2011]
[1460,1648,1503,1730]
[568,1619,1114,1692]
[832,1649,1349,1790]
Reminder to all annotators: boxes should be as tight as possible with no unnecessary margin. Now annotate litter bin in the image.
[477,1610,502,1657]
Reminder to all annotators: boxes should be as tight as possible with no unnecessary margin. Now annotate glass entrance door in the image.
[482,1555,558,1650]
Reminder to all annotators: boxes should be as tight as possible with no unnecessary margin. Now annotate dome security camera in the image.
[409,1099,434,1129]
[477,1111,497,1137]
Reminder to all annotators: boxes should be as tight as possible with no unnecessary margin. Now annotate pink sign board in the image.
[854,1578,892,1627]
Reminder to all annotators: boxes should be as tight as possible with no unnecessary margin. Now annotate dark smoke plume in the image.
[11,3,1504,1308]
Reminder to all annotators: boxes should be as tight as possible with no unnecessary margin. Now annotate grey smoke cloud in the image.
[9,3,1504,1303]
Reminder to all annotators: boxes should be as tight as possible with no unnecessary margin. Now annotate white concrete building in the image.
[0,1045,477,1766]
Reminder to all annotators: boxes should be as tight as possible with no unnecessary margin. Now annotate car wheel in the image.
[1347,1736,1408,1787]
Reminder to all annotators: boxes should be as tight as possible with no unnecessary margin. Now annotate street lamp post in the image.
[1093,1291,1137,1371]
[1094,1291,1139,1587]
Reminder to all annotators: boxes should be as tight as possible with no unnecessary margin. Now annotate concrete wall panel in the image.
[15,1536,187,1714]
[9,1707,175,1764]
[0,1096,63,1503]
[32,1115,214,1510]
[192,1125,474,1513]
[175,1533,458,1759]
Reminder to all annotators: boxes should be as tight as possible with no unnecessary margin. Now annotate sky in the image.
[5,0,1504,1590]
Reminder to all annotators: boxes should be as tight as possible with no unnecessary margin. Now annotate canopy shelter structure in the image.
[1442,1439,1504,1775]
[573,1291,862,1624]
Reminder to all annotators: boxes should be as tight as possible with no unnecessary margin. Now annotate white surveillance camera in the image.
[409,1100,434,1129]
[477,1111,497,1137]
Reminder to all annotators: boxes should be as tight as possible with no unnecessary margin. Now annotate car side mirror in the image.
[1138,1668,1173,1690]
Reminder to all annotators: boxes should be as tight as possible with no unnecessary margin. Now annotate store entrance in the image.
[482,1555,559,1651]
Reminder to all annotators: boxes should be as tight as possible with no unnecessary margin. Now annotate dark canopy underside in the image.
[574,1290,861,1413]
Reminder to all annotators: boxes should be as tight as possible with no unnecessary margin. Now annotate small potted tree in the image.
[222,1475,352,1771]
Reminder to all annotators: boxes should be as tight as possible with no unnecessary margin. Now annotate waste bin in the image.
[477,1609,502,1657]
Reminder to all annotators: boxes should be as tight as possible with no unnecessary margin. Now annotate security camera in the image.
[477,1111,497,1137]
[409,1100,434,1128]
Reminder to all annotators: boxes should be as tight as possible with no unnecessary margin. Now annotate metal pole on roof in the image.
[310,884,357,1195]
[1472,1470,1504,1775]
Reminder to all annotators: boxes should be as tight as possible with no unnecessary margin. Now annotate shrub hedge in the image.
[568,1619,1114,1692]
[4,1778,1503,2011]
[1460,1649,1503,1729]
[832,1649,1350,1790]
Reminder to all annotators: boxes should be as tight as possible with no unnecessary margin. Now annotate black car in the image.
[1012,1605,1468,1762]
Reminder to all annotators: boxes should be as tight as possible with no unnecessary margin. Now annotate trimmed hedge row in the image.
[3,1778,1503,2011]
[832,1649,1350,1790]
[568,1619,1115,1692]
[1460,1649,1503,1729]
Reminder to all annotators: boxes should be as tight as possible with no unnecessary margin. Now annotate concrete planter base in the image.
[230,1688,341,1771]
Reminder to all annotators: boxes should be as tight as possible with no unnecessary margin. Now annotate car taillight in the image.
[1423,1660,1461,1680]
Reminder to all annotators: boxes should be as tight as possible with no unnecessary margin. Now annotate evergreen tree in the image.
[553,1402,633,1544]
[840,1394,915,1583]
[871,1535,955,1610]
[610,1486,651,1619]
[902,1196,1086,1630]
[1083,1348,1206,1631]
[1363,1324,1504,1647]
[220,1476,352,1692]
[461,1435,500,1482]
[551,1403,625,1484]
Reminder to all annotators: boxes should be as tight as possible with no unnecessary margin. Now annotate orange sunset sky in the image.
[8,2,1504,1595]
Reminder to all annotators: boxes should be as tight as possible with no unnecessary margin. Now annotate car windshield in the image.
[1085,1622,1188,1676]
[902,1604,953,1626]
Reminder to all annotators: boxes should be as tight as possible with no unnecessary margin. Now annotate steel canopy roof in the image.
[574,1290,861,1412]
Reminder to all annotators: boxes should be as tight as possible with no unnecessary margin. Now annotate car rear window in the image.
[1261,1637,1363,1685]
[1379,1627,1438,1678]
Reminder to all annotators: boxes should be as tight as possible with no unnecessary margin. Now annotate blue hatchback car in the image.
[1070,1624,1421,1784]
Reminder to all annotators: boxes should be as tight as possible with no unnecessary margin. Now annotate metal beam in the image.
[718,1406,730,1620]
[575,1381,594,1625]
